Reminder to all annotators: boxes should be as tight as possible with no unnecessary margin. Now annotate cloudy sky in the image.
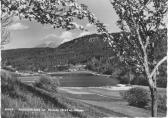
[4,0,120,49]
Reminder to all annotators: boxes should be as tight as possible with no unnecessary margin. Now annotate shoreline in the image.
[48,70,111,77]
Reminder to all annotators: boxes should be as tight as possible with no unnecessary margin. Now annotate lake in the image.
[19,71,119,87]
[50,72,119,87]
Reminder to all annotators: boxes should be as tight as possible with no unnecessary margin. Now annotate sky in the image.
[4,0,120,49]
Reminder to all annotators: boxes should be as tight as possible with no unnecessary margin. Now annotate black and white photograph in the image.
[1,0,167,117]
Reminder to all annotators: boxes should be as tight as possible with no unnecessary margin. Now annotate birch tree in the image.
[108,0,167,116]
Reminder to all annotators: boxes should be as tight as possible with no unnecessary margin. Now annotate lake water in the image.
[50,72,119,87]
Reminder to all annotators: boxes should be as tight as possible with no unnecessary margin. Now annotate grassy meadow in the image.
[1,70,167,117]
[1,70,111,118]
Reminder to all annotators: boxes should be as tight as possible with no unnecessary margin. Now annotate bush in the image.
[103,69,113,75]
[121,87,150,108]
[131,76,149,86]
[85,64,94,70]
[56,65,69,71]
[117,76,130,84]
[130,74,167,88]
[157,94,167,112]
[1,70,21,95]
[157,77,167,88]
[34,75,60,93]
[115,70,131,84]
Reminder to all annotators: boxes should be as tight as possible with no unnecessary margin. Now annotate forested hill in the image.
[1,33,116,71]
[1,29,167,72]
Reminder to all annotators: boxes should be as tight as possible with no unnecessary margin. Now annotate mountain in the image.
[1,33,115,71]
[2,29,167,72]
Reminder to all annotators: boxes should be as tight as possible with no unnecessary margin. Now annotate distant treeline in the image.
[2,33,114,71]
[85,56,167,88]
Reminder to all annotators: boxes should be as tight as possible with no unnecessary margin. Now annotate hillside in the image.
[1,70,112,118]
[1,29,167,72]
[1,33,115,71]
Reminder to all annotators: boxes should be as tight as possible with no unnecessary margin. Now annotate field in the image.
[1,70,75,118]
[2,70,113,118]
[17,71,167,117]
[58,86,166,117]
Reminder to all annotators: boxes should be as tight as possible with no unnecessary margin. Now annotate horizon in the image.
[2,30,125,50]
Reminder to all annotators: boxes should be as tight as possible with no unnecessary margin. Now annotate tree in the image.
[1,0,98,46]
[104,0,167,116]
[1,14,13,47]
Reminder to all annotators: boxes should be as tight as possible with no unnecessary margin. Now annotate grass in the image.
[1,70,72,118]
[59,86,167,117]
[1,69,111,118]
[3,70,166,117]
[120,86,167,115]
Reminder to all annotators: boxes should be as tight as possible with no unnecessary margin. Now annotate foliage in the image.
[55,65,70,71]
[118,72,167,88]
[117,75,130,84]
[156,62,167,88]
[131,74,149,86]
[156,77,167,88]
[85,55,123,75]
[110,0,167,63]
[34,75,60,92]
[1,0,97,30]
[1,14,13,47]
[108,0,167,78]
[85,55,167,87]
[1,69,21,97]
[121,87,150,108]
[121,88,167,112]
[1,70,100,118]
[131,73,167,88]
[2,66,16,72]
[1,0,104,49]
[1,33,114,71]
[105,1,168,116]
[1,0,107,48]
[157,94,167,112]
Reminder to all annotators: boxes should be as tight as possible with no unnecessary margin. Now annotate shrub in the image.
[103,69,113,75]
[157,94,167,112]
[131,74,149,86]
[56,65,69,71]
[131,74,167,88]
[117,76,130,84]
[34,75,60,93]
[121,87,150,108]
[115,70,131,84]
[157,77,167,88]
[1,69,21,96]
[85,64,94,70]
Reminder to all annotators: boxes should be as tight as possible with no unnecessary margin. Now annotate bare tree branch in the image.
[150,56,167,78]
[28,0,33,6]
[145,36,150,49]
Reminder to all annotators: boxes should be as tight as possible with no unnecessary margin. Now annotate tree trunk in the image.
[129,70,134,86]
[149,72,158,117]
[150,88,158,117]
